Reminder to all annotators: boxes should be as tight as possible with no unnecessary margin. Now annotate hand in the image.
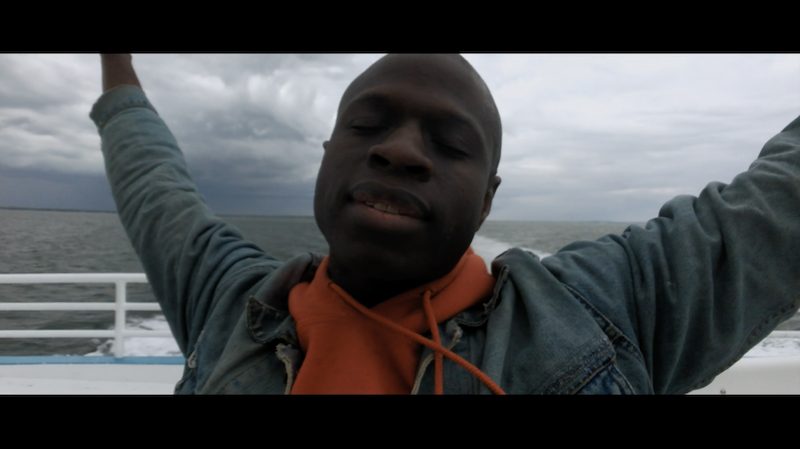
[100,54,142,93]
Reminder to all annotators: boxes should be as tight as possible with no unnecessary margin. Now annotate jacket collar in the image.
[246,251,510,345]
[246,252,323,347]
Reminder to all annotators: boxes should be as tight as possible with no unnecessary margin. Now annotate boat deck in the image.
[0,356,183,395]
[1,274,797,394]
[1,353,798,394]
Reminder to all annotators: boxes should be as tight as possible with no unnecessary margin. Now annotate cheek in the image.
[313,176,329,238]
[314,149,362,232]
[439,180,487,236]
[313,156,340,229]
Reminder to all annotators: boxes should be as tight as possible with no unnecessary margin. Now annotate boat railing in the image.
[0,273,171,358]
[1,273,798,359]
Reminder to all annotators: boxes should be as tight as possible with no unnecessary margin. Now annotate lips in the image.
[349,181,429,220]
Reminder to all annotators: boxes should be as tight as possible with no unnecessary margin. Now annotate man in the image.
[93,54,800,394]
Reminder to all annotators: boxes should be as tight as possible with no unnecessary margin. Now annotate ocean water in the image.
[0,208,797,357]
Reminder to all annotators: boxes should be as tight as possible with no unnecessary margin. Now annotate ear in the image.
[478,176,501,227]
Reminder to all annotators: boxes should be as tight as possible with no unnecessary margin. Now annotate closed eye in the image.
[351,123,387,135]
[433,141,468,159]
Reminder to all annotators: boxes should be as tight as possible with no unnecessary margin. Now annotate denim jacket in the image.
[91,86,800,394]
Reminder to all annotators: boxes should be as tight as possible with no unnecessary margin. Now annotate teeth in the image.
[365,202,402,215]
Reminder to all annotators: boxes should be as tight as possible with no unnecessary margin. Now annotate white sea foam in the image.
[86,315,181,357]
[471,234,552,271]
[744,338,800,357]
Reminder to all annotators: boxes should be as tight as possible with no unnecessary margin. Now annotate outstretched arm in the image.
[100,54,142,92]
[542,114,800,394]
[92,55,280,357]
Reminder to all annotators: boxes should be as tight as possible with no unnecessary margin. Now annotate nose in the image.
[367,122,433,182]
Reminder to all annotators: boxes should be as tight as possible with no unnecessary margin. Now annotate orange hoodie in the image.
[287,247,504,394]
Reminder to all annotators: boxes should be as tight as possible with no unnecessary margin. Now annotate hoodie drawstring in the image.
[421,289,444,394]
[328,283,506,395]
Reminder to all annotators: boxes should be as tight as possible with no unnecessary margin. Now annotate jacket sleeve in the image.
[90,86,281,356]
[541,115,800,394]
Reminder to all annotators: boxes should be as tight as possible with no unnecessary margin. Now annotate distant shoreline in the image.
[0,206,644,224]
[0,206,117,214]
[0,206,315,220]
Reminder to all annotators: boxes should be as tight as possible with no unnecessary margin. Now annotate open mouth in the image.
[364,201,406,216]
[350,182,429,220]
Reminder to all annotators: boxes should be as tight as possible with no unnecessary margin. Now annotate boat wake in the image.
[471,234,551,271]
[86,315,181,357]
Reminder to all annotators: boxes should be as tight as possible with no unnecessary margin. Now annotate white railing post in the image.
[114,281,126,358]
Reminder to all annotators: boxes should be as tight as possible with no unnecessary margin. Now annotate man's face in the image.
[314,55,501,286]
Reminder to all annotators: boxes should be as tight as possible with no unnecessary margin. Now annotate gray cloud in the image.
[0,54,797,222]
[462,54,799,221]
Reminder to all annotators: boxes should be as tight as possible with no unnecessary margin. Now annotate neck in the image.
[326,256,446,308]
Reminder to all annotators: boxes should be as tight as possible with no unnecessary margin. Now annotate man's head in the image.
[314,54,502,301]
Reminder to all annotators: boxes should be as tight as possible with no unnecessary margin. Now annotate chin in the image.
[330,231,470,285]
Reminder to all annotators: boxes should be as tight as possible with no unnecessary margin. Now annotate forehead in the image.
[349,54,485,93]
[338,55,497,146]
[339,55,491,123]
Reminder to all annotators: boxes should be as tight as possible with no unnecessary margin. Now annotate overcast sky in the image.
[1,54,797,222]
